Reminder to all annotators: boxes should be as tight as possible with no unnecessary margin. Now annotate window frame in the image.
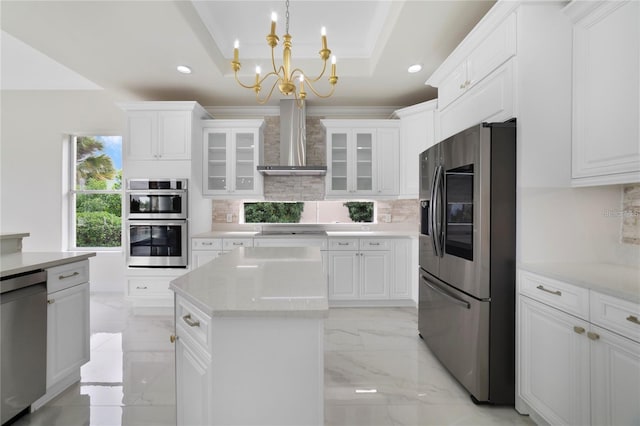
[68,133,123,251]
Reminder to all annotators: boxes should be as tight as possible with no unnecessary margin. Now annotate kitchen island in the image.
[170,246,328,426]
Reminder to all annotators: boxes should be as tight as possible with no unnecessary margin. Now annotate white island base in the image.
[171,247,328,426]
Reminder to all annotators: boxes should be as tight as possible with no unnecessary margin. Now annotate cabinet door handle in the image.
[182,314,200,328]
[59,271,79,280]
[587,331,600,341]
[626,315,640,325]
[459,83,466,89]
[573,326,585,334]
[169,334,177,343]
[47,298,55,305]
[536,285,561,296]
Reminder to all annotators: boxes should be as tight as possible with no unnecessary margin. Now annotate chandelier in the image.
[231,0,338,106]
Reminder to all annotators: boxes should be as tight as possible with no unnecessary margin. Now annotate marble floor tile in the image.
[13,293,532,426]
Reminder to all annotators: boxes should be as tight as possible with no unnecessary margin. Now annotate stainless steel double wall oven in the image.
[418,120,516,405]
[126,178,188,268]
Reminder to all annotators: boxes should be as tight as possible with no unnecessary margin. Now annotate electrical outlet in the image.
[226,213,233,223]
[382,214,392,223]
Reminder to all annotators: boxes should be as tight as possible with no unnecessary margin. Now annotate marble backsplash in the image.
[211,199,418,226]
[622,184,640,245]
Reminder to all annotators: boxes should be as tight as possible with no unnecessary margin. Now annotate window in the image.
[70,135,123,249]
[241,201,375,224]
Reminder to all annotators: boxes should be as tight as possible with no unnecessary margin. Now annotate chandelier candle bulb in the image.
[270,12,277,36]
[321,26,327,50]
[233,40,239,62]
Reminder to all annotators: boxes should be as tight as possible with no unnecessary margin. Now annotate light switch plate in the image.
[226,213,233,223]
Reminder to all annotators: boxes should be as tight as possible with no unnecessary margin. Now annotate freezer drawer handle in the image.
[536,285,561,296]
[421,275,470,310]
[626,315,640,325]
[182,314,200,328]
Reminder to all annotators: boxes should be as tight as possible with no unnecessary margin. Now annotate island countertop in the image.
[0,251,96,278]
[170,246,329,318]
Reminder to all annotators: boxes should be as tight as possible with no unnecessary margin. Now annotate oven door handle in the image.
[421,274,470,310]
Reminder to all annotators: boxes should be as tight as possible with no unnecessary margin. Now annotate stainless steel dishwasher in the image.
[1,270,47,425]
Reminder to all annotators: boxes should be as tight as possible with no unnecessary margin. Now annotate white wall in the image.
[515,3,631,266]
[1,90,127,291]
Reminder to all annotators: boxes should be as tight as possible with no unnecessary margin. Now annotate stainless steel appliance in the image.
[126,178,188,268]
[1,270,47,424]
[418,120,516,404]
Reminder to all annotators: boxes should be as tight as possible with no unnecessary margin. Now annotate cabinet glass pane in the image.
[331,133,348,191]
[356,133,373,191]
[235,132,255,191]
[207,132,227,190]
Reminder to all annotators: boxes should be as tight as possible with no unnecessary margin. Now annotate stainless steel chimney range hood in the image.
[257,100,327,176]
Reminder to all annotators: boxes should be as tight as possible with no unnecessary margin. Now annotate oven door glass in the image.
[128,192,186,218]
[128,221,186,267]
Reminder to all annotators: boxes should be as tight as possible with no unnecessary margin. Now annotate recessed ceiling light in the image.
[407,64,422,73]
[177,65,192,74]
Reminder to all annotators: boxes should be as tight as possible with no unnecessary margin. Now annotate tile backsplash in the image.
[622,184,640,245]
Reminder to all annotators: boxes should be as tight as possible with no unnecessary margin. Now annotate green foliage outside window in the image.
[244,202,305,223]
[343,202,374,222]
[75,136,122,248]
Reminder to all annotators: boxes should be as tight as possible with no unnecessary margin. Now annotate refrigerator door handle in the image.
[421,273,470,310]
[429,166,439,255]
[432,165,445,257]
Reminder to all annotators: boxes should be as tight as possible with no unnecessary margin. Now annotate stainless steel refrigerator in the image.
[418,120,516,404]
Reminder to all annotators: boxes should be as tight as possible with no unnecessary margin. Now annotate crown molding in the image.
[204,105,400,119]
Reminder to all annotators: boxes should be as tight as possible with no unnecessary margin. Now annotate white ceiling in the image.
[0,0,495,108]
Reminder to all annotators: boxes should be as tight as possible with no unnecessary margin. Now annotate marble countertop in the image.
[0,232,30,240]
[519,262,640,303]
[170,247,329,318]
[192,230,417,238]
[1,251,96,278]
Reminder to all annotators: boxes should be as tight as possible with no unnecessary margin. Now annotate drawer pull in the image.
[232,242,244,246]
[536,285,561,296]
[136,286,148,290]
[47,299,55,305]
[59,271,80,280]
[202,242,213,246]
[182,314,200,328]
[587,331,600,341]
[626,315,640,325]
[337,242,350,246]
[368,242,380,246]
[573,326,585,334]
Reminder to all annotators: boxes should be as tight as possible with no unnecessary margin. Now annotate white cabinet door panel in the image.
[328,252,358,300]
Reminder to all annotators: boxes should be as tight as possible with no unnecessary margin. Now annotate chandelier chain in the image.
[285,0,290,34]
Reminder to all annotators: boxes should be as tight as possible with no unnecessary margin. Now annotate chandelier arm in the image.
[234,71,259,90]
[290,59,328,83]
[258,71,281,87]
[255,78,280,104]
[304,78,337,99]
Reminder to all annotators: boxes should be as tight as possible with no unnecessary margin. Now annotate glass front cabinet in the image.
[323,120,399,197]
[202,120,264,197]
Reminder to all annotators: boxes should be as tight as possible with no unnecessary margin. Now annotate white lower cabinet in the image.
[34,260,90,410]
[517,270,640,425]
[328,237,410,304]
[518,296,590,425]
[175,334,212,426]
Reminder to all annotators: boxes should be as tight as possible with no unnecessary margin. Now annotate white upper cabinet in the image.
[436,13,517,111]
[394,100,437,198]
[202,120,264,198]
[565,0,640,186]
[119,102,210,161]
[322,120,399,197]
